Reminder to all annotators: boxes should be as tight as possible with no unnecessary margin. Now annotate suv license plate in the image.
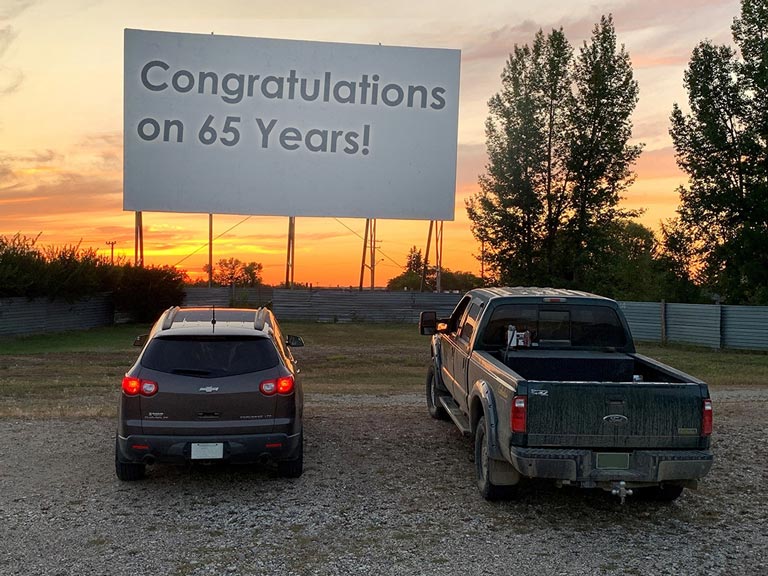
[191,443,223,460]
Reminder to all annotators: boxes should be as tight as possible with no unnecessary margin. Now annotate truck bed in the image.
[490,350,688,383]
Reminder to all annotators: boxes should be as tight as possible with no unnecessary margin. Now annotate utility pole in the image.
[105,240,117,265]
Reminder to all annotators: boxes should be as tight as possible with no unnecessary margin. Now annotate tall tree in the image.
[468,28,572,284]
[468,16,642,289]
[565,15,643,283]
[670,0,768,304]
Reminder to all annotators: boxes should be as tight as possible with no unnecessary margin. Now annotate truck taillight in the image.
[702,398,713,436]
[122,376,158,397]
[511,395,527,433]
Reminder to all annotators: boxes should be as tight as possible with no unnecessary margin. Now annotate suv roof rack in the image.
[160,306,180,330]
[254,308,270,331]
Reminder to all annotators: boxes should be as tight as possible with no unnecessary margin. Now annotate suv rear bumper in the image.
[117,431,302,465]
[508,446,713,484]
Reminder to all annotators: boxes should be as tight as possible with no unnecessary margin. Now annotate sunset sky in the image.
[0,0,742,286]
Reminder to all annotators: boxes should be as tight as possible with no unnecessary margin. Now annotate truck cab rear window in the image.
[141,336,279,377]
[481,305,627,349]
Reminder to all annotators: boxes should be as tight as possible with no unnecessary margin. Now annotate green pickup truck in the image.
[419,287,713,503]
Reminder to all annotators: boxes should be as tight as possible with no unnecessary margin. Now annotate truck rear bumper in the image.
[508,447,713,484]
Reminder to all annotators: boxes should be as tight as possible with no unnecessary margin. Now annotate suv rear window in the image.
[141,336,280,377]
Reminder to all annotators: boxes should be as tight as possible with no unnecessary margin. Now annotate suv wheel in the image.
[115,437,146,481]
[277,431,304,478]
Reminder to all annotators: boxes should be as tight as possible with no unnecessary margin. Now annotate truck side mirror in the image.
[419,311,437,335]
[286,334,305,347]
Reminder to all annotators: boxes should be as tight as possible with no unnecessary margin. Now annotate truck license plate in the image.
[596,453,630,470]
[191,443,223,459]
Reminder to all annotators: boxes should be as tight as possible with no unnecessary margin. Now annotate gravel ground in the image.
[0,386,766,576]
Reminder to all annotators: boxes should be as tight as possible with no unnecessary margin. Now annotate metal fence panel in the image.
[0,295,114,337]
[666,303,721,348]
[618,301,662,343]
[184,286,274,308]
[722,305,768,351]
[272,289,463,323]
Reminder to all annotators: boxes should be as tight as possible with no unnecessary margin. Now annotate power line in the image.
[333,218,403,269]
[172,216,252,267]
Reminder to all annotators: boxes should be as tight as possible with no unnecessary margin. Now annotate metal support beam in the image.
[285,216,296,288]
[208,214,213,288]
[134,211,144,267]
[420,220,434,292]
[358,219,370,291]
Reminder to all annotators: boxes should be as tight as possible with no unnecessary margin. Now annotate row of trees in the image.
[669,0,768,304]
[386,246,483,292]
[467,2,768,304]
[0,234,186,321]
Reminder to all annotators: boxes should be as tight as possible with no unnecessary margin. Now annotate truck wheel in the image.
[115,437,145,481]
[636,484,684,502]
[475,417,505,500]
[277,431,304,478]
[426,365,449,420]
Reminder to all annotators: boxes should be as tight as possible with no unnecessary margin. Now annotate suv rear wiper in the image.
[171,368,212,377]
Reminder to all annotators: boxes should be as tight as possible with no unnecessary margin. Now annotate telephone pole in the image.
[105,240,117,265]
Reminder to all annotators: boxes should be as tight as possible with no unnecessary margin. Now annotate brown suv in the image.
[115,307,304,481]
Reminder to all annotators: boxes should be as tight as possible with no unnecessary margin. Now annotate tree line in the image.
[467,0,768,305]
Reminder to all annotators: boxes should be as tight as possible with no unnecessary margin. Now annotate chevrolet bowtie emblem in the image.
[199,386,219,393]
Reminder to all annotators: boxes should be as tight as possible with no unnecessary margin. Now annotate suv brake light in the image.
[702,398,713,436]
[277,376,294,394]
[260,376,295,396]
[122,376,158,397]
[511,395,527,433]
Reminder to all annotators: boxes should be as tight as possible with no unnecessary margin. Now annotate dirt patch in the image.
[0,386,766,575]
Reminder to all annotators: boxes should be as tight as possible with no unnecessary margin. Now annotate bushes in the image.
[112,265,186,322]
[0,234,186,322]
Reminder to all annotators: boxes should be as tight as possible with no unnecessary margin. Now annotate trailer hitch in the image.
[611,481,633,504]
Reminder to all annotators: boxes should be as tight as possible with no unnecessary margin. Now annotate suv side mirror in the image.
[133,334,148,347]
[419,311,437,335]
[286,335,305,348]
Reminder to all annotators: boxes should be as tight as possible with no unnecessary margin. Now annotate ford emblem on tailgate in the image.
[603,414,628,425]
[199,386,219,393]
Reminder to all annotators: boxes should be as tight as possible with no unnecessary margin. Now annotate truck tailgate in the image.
[525,382,707,449]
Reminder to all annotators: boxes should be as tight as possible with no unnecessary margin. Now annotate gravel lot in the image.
[1,387,766,576]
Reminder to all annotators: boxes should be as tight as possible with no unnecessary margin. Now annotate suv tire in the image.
[277,431,304,478]
[115,437,146,481]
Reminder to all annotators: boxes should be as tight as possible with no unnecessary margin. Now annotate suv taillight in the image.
[511,395,527,433]
[260,376,295,396]
[122,376,158,397]
[702,398,713,436]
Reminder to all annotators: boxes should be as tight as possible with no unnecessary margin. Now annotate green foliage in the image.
[0,233,187,321]
[387,249,483,292]
[0,233,47,297]
[112,265,187,322]
[468,16,644,291]
[0,234,116,301]
[387,270,422,291]
[669,0,768,304]
[204,258,263,287]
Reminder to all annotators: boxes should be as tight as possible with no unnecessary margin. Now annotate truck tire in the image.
[474,416,506,500]
[426,365,449,420]
[115,437,146,481]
